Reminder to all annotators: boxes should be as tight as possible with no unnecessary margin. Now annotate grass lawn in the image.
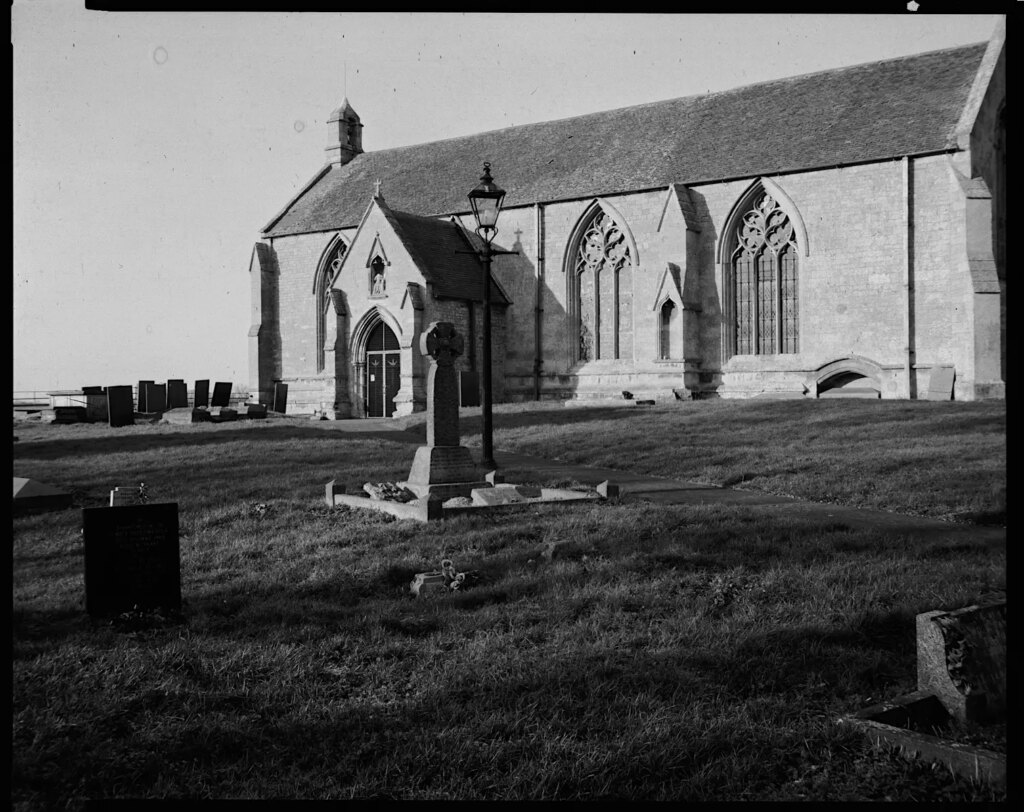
[12,401,1006,803]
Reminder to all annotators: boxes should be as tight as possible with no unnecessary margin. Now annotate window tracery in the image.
[573,210,633,361]
[731,192,798,356]
[316,240,347,372]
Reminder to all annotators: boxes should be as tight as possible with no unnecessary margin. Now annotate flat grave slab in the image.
[13,477,73,514]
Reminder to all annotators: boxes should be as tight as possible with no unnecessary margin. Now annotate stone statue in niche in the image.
[370,256,386,296]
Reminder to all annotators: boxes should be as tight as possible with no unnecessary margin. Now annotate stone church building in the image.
[249,24,1004,416]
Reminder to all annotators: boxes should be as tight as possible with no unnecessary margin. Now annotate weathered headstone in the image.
[246,403,268,419]
[272,382,289,414]
[167,379,188,409]
[194,379,210,408]
[404,322,489,500]
[106,385,136,427]
[82,502,181,617]
[145,382,167,413]
[925,366,956,401]
[137,380,154,412]
[211,381,232,408]
[917,601,1006,722]
[85,390,109,422]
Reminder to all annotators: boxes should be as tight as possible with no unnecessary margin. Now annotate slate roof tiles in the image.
[264,42,987,238]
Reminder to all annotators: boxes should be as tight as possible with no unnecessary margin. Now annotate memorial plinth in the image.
[403,322,490,500]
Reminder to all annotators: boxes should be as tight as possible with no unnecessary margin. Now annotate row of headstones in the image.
[87,382,288,427]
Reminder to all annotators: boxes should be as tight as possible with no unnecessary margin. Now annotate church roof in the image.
[377,201,510,305]
[264,42,988,237]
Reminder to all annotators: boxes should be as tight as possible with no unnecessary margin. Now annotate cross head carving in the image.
[421,322,465,367]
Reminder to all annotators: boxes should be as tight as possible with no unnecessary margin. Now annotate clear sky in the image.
[12,6,1002,393]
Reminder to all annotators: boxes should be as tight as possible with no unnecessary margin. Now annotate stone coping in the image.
[838,690,1005,789]
[325,482,600,522]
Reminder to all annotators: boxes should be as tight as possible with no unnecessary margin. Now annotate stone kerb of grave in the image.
[403,322,490,501]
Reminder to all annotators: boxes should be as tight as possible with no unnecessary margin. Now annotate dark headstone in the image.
[211,381,232,408]
[145,382,167,413]
[82,386,105,395]
[85,393,109,422]
[246,403,268,419]
[106,386,135,427]
[194,379,210,408]
[272,382,288,414]
[460,370,480,407]
[137,380,154,412]
[82,503,181,617]
[167,379,188,409]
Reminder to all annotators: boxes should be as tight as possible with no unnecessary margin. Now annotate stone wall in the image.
[258,150,1003,408]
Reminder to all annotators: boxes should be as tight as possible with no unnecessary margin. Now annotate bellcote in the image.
[325,98,364,166]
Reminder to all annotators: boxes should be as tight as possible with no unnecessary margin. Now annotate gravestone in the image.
[85,390,109,422]
[110,487,138,506]
[246,403,268,419]
[167,379,188,409]
[460,370,481,407]
[137,380,154,412]
[917,601,1006,723]
[82,502,181,617]
[194,379,210,408]
[211,381,232,408]
[925,366,955,401]
[145,382,167,413]
[106,385,135,427]
[404,322,489,500]
[272,382,289,414]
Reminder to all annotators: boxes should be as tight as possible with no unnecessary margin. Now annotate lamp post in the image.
[466,162,515,471]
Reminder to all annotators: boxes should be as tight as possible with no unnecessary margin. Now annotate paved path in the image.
[332,420,1005,543]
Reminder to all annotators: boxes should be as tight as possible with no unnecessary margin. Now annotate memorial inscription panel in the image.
[82,503,181,617]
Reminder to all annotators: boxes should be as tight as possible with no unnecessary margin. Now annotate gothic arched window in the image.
[573,209,633,362]
[316,240,347,372]
[731,193,798,355]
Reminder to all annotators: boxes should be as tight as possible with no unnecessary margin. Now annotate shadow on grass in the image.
[12,423,424,461]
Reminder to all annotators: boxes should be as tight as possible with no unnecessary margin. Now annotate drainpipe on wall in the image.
[902,157,917,399]
[534,203,545,400]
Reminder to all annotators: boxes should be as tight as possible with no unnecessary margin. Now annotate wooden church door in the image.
[365,322,400,417]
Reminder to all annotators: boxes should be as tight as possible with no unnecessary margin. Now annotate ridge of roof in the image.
[263,41,989,238]
[340,41,990,158]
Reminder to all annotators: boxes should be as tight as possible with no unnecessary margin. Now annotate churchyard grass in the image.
[12,405,1005,803]
[441,399,1006,524]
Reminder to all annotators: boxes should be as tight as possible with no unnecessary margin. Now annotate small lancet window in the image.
[659,300,676,360]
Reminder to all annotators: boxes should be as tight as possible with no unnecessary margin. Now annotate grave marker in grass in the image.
[82,501,180,617]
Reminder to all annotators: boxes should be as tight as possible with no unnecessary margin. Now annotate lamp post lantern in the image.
[467,162,512,471]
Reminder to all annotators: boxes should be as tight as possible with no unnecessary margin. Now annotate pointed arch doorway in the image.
[364,321,401,417]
